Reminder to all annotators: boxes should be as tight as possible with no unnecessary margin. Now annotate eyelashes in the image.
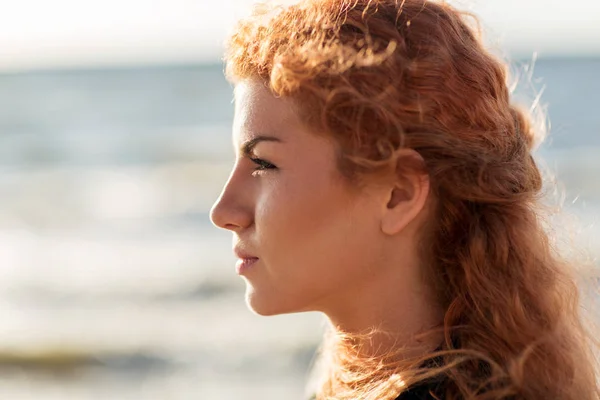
[249,157,277,172]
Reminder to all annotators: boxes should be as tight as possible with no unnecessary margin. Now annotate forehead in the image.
[233,80,303,140]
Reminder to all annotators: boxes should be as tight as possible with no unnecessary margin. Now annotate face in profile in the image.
[210,80,388,316]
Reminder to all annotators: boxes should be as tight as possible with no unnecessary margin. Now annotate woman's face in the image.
[210,80,386,316]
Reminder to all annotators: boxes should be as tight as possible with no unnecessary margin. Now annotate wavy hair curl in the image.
[224,0,600,398]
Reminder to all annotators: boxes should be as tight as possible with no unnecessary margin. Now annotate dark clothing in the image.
[307,376,446,400]
[395,348,447,399]
[394,376,446,399]
[309,346,449,399]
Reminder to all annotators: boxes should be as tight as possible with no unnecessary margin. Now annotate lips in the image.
[235,257,259,274]
[234,247,257,260]
[233,246,259,275]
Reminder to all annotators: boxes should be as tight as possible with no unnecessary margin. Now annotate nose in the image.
[210,172,253,232]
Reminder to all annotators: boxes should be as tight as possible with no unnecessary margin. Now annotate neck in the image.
[319,248,444,359]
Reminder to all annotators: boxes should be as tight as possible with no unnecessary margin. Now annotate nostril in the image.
[223,222,240,231]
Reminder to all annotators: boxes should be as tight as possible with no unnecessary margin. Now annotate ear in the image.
[381,149,430,236]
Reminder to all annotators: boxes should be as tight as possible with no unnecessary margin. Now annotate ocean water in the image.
[0,58,598,399]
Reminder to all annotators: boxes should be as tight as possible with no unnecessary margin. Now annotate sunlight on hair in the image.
[387,373,407,392]
[225,0,600,398]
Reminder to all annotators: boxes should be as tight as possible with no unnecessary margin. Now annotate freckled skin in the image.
[210,80,442,350]
[211,80,384,316]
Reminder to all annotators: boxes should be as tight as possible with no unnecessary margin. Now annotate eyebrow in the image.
[241,135,283,156]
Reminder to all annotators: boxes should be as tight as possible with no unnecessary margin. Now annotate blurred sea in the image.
[0,58,598,399]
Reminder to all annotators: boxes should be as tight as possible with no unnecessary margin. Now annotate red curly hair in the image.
[224,0,600,398]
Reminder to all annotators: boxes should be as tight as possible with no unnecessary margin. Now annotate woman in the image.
[210,0,599,398]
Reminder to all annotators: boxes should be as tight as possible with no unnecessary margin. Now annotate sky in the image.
[0,0,598,72]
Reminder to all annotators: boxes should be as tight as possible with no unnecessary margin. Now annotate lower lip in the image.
[236,258,259,274]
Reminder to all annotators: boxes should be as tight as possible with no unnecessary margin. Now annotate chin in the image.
[245,291,286,316]
[244,287,309,316]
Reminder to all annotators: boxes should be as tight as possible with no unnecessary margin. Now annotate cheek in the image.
[256,174,380,285]
[256,171,345,242]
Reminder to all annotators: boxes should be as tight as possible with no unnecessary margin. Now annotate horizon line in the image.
[1,53,599,76]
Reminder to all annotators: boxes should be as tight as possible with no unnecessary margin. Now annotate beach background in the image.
[0,1,599,399]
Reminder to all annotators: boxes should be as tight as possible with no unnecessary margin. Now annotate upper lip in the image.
[233,247,258,259]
